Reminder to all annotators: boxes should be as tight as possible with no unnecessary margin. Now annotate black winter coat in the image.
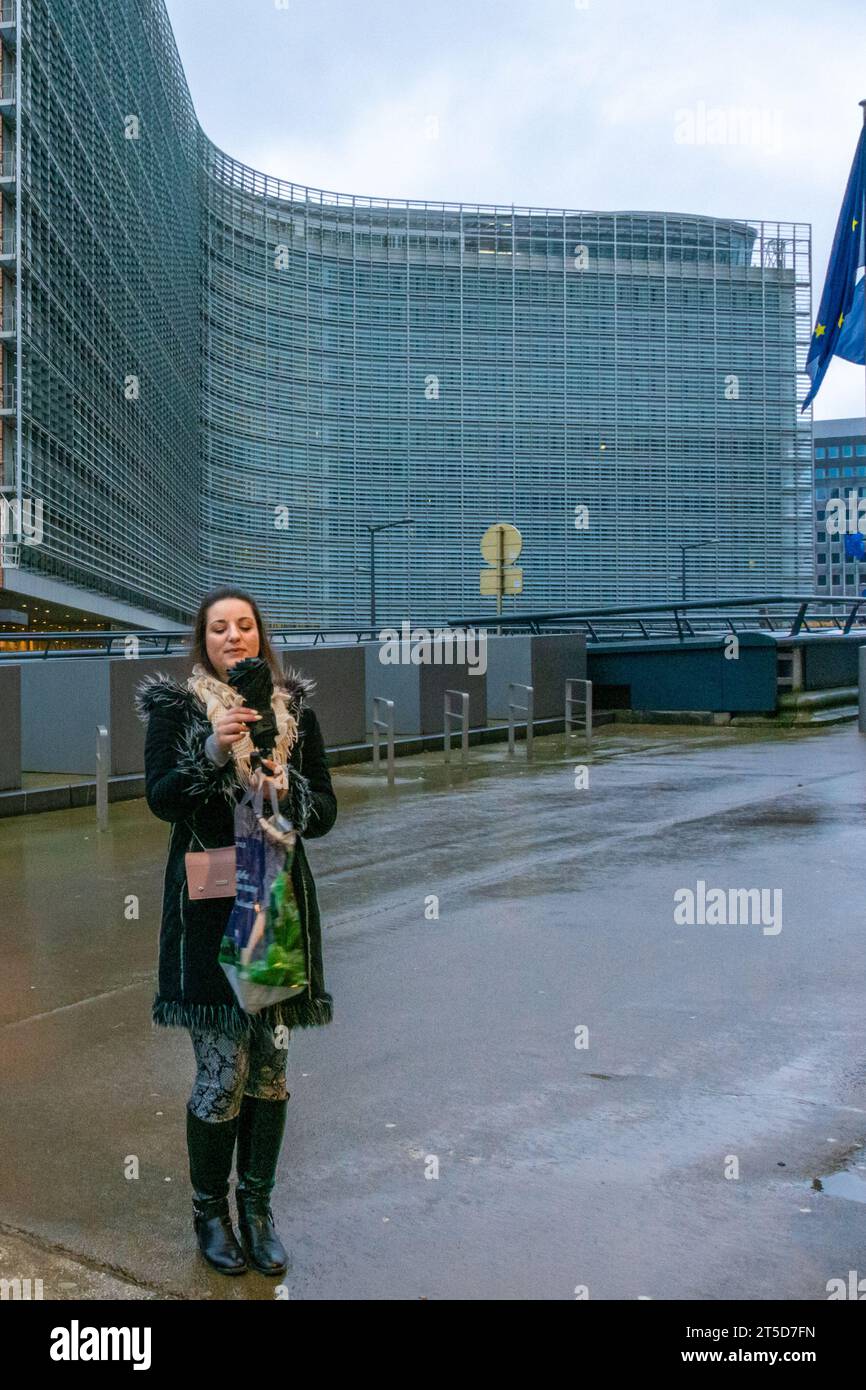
[134,669,337,1040]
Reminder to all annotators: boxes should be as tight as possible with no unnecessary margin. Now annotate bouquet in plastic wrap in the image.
[218,770,308,1015]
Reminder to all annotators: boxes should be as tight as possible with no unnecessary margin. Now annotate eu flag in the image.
[802,124,866,411]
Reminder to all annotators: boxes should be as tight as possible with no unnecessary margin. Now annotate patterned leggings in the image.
[187,1021,292,1122]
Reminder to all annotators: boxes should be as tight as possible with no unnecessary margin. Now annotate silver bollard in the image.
[371,696,396,785]
[96,724,109,831]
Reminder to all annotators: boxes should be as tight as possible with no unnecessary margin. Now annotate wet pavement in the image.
[2,721,866,1300]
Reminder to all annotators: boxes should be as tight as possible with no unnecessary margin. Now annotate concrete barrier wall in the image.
[485,636,531,719]
[531,634,587,717]
[112,655,193,775]
[0,665,21,789]
[279,646,365,746]
[800,634,866,691]
[21,659,111,774]
[486,634,586,718]
[364,647,420,735]
[419,660,487,734]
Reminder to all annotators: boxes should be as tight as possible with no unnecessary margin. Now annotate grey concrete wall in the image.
[486,634,586,719]
[364,644,421,735]
[114,655,193,775]
[21,660,110,774]
[530,635,586,718]
[485,636,531,719]
[801,634,866,692]
[419,661,487,734]
[280,646,366,746]
[0,665,21,789]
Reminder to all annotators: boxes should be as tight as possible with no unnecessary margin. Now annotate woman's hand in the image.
[251,756,288,795]
[213,705,260,753]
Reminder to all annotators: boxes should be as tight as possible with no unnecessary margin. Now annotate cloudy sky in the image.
[166,0,866,421]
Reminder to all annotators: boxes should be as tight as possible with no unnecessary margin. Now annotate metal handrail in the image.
[507,682,533,759]
[565,679,592,741]
[443,689,469,766]
[4,598,866,660]
[449,596,866,642]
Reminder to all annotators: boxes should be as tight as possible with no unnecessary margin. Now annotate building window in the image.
[828,446,839,458]
[816,467,825,478]
[844,466,855,476]
[828,467,840,477]
[815,448,826,460]
[843,445,854,457]
[857,444,866,457]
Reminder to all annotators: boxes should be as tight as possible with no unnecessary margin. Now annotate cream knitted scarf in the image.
[187,661,299,790]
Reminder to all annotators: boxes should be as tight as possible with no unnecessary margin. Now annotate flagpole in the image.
[860,99,866,599]
[862,100,866,433]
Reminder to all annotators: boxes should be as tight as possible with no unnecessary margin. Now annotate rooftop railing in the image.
[1,597,864,660]
[448,596,866,642]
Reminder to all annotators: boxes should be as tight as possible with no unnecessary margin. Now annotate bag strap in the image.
[184,819,208,852]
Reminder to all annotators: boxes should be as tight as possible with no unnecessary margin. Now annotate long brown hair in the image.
[189,587,284,685]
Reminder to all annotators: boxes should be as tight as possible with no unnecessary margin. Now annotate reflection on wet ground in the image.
[2,720,866,1299]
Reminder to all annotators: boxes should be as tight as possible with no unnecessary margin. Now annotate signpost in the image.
[480,523,523,632]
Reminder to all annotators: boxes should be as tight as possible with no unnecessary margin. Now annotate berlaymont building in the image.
[0,0,813,633]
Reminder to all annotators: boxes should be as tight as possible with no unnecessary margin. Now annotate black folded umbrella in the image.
[227,657,278,768]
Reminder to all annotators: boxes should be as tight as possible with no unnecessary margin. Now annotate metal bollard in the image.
[96,724,109,831]
[443,689,469,766]
[371,696,396,784]
[507,682,534,759]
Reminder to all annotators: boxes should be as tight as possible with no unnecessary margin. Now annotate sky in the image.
[165,0,866,422]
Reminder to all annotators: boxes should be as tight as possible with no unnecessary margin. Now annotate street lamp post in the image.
[676,537,718,601]
[363,518,414,627]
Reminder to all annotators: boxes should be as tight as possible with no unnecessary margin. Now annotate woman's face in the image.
[204,599,260,682]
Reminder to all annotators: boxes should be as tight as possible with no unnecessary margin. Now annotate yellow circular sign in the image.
[480,523,522,564]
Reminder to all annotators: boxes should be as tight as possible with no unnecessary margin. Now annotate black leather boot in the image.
[235,1095,290,1275]
[186,1106,247,1275]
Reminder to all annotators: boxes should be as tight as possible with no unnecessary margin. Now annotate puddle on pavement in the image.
[810,1149,866,1203]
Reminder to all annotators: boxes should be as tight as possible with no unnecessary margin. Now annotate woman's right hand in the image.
[213,706,260,753]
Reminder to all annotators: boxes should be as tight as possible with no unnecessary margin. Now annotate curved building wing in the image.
[0,0,814,628]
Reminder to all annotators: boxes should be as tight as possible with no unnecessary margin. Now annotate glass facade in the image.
[0,0,815,628]
[813,417,866,595]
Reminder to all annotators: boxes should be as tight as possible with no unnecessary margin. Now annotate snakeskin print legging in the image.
[187,1021,292,1121]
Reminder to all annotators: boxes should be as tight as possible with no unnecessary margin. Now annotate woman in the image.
[134,587,337,1278]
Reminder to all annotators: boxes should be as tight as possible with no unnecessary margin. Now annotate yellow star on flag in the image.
[838,311,845,328]
[815,323,826,337]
